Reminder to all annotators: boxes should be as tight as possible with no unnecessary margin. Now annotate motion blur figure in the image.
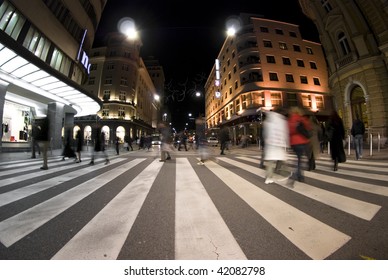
[288,107,311,183]
[326,110,346,171]
[263,110,289,184]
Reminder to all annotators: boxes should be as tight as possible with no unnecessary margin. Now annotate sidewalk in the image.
[1,144,388,162]
[0,147,118,162]
[240,144,388,161]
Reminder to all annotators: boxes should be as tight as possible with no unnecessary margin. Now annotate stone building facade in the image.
[77,32,160,144]
[299,0,388,144]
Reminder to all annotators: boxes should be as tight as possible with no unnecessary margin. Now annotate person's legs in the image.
[265,161,275,184]
[40,141,48,169]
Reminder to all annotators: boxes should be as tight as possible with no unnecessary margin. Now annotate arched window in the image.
[338,32,351,56]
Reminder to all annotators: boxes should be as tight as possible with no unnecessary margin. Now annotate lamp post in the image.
[118,17,138,39]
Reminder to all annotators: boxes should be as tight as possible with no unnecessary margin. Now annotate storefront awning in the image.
[0,43,100,117]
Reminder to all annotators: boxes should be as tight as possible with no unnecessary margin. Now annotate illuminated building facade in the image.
[299,0,388,143]
[205,14,333,144]
[79,32,159,143]
[0,0,105,151]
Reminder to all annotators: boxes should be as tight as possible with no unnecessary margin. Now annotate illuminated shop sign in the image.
[77,29,91,74]
[215,59,221,99]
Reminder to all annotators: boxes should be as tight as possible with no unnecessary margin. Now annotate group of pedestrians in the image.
[262,107,353,186]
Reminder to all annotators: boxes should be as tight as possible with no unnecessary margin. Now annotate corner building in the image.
[205,14,333,144]
[78,32,159,144]
[0,0,105,152]
[299,0,388,144]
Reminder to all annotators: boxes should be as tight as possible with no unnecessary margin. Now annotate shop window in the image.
[302,94,311,107]
[287,92,298,107]
[271,92,282,106]
[315,95,324,109]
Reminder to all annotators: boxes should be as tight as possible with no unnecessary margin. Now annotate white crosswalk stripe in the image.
[175,158,246,260]
[0,158,145,247]
[52,158,160,260]
[0,153,387,259]
[231,157,382,220]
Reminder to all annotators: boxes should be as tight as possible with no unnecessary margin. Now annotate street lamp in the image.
[118,17,138,39]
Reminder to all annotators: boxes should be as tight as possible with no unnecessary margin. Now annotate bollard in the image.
[378,133,380,153]
[328,141,330,155]
[370,134,373,156]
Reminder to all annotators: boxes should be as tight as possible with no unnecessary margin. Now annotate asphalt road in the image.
[0,144,387,260]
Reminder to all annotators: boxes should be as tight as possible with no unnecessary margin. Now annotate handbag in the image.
[338,148,346,163]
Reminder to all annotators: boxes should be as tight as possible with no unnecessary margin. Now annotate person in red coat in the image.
[288,107,312,183]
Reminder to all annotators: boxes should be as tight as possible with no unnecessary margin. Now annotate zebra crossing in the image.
[0,150,387,260]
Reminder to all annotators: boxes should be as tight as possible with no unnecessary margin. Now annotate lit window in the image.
[279,42,288,50]
[302,94,311,107]
[315,95,324,109]
[271,92,282,106]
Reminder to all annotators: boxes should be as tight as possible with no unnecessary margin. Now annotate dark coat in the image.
[219,128,230,143]
[326,112,345,161]
[351,119,365,136]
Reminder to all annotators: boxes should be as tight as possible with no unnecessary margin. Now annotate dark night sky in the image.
[94,0,320,130]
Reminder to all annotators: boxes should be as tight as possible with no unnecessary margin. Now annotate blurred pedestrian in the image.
[90,126,109,165]
[351,114,365,160]
[35,117,50,170]
[62,129,76,161]
[263,109,289,184]
[306,115,322,171]
[115,136,120,155]
[288,107,311,183]
[326,110,346,171]
[196,116,208,165]
[75,129,83,163]
[219,127,230,155]
[144,135,152,151]
[158,122,172,162]
[320,122,326,153]
[178,131,188,151]
[124,135,133,151]
[30,121,41,158]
